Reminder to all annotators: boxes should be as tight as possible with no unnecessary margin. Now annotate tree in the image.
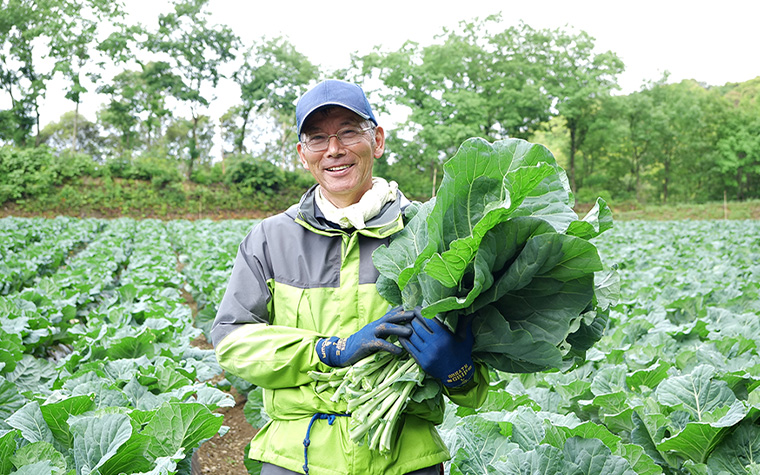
[97,69,143,157]
[0,0,50,146]
[39,111,104,160]
[162,114,215,169]
[644,80,721,203]
[0,0,125,147]
[48,0,127,152]
[544,29,624,193]
[147,0,239,177]
[353,16,605,195]
[715,79,760,200]
[227,37,318,163]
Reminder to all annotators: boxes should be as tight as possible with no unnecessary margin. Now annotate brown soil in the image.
[0,202,271,221]
[191,334,258,475]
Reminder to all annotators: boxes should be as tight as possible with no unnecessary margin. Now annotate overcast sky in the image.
[33,0,760,129]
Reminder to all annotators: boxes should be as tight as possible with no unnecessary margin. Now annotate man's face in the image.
[297,107,385,208]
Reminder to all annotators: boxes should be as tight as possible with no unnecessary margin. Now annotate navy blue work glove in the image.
[316,306,414,367]
[399,309,475,388]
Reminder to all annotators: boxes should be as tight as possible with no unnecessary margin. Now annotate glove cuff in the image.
[316,336,344,367]
[442,361,474,388]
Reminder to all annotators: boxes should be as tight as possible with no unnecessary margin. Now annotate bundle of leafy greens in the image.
[374,137,617,372]
[311,137,618,454]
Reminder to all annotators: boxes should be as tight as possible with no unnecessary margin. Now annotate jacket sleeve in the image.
[215,323,330,389]
[211,223,331,389]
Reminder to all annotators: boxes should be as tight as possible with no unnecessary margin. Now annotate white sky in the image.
[24,0,760,133]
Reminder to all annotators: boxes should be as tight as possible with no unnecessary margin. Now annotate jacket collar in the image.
[291,184,409,237]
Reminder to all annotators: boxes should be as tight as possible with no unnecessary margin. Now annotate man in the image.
[211,79,488,475]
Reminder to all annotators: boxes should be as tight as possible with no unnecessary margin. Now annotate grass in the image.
[2,178,759,221]
[599,199,760,221]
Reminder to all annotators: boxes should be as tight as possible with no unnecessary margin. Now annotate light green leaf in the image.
[447,413,518,475]
[655,365,737,420]
[0,429,19,475]
[9,441,66,472]
[563,437,637,475]
[6,401,55,445]
[657,401,748,463]
[142,402,223,459]
[39,394,95,450]
[492,445,564,474]
[69,412,133,474]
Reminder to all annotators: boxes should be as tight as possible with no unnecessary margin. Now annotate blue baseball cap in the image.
[296,79,377,137]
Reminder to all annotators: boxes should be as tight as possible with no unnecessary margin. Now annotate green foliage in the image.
[224,36,319,157]
[2,215,760,473]
[0,217,234,473]
[190,162,224,185]
[130,156,184,188]
[224,154,312,195]
[436,219,760,474]
[0,146,98,203]
[374,138,614,373]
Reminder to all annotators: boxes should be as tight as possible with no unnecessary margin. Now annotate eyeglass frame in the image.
[299,125,375,152]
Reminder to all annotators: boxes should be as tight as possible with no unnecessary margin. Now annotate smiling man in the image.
[211,80,487,475]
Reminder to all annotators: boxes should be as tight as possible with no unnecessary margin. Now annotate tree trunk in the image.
[237,113,249,155]
[188,112,199,180]
[34,104,42,147]
[72,101,80,153]
[737,168,744,201]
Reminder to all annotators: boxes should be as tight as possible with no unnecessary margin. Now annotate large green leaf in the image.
[372,200,435,293]
[657,401,748,464]
[97,422,153,475]
[39,394,95,450]
[492,445,564,474]
[447,413,518,475]
[471,305,564,373]
[419,217,556,316]
[6,401,54,445]
[418,138,570,289]
[0,377,25,421]
[706,420,760,474]
[562,437,638,475]
[655,365,738,420]
[142,402,223,459]
[0,429,18,475]
[9,441,66,473]
[69,412,133,474]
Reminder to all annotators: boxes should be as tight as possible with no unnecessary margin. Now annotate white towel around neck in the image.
[316,177,398,229]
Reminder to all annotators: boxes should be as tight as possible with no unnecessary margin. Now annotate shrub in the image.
[54,151,99,180]
[130,156,184,188]
[190,162,224,185]
[224,154,291,195]
[0,146,57,203]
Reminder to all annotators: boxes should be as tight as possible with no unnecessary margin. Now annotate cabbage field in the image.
[1,216,759,474]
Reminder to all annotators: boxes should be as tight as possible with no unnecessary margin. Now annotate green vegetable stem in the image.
[310,351,425,454]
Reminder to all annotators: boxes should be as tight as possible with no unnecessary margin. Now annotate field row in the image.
[0,217,258,475]
[1,217,759,474]
[439,220,760,475]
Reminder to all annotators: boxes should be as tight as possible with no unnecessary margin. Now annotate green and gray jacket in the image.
[212,185,488,475]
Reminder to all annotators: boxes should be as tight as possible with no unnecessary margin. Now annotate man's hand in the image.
[316,306,414,367]
[400,309,475,388]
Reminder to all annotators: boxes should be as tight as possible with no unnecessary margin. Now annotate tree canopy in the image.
[1,2,758,205]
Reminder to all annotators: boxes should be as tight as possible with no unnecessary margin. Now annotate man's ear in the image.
[297,143,309,170]
[373,126,386,159]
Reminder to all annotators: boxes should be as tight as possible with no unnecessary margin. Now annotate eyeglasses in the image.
[301,126,373,152]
